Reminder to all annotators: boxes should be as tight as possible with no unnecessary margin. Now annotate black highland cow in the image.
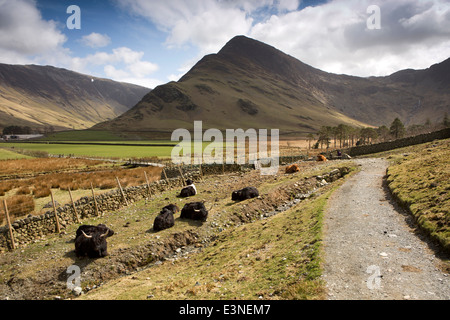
[180,202,209,222]
[153,204,179,231]
[74,224,114,258]
[231,187,259,201]
[179,179,197,197]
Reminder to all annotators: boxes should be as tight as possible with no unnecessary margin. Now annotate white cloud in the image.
[80,32,111,48]
[118,0,450,77]
[116,0,300,55]
[249,0,450,76]
[69,47,159,88]
[0,0,67,64]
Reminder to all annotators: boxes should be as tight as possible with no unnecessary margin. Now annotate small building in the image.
[2,134,43,141]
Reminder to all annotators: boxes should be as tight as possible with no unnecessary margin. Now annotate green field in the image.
[0,141,227,160]
[0,148,34,160]
[0,143,174,159]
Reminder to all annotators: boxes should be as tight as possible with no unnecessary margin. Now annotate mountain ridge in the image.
[95,36,449,136]
[0,63,150,131]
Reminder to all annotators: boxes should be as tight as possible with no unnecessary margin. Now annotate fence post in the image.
[3,199,16,250]
[116,177,129,206]
[90,183,100,217]
[199,163,203,181]
[162,168,171,188]
[144,171,151,198]
[68,187,80,223]
[178,165,186,185]
[50,190,61,234]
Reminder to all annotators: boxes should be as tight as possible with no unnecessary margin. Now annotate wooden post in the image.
[144,171,151,198]
[68,188,80,223]
[3,199,15,250]
[116,176,129,206]
[50,190,61,234]
[178,165,186,185]
[199,163,203,181]
[162,168,171,188]
[90,183,100,217]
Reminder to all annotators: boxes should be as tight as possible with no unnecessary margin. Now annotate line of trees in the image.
[309,115,449,150]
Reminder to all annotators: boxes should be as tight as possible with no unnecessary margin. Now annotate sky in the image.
[0,0,449,89]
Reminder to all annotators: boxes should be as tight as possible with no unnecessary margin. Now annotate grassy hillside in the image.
[0,64,150,131]
[80,185,337,300]
[0,160,356,300]
[386,139,450,253]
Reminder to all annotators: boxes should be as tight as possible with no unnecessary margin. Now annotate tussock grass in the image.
[386,139,450,253]
[0,157,108,178]
[0,157,162,225]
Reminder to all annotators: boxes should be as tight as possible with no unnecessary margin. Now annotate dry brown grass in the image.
[1,195,35,224]
[0,157,108,178]
[32,186,51,198]
[15,186,31,195]
[0,164,163,224]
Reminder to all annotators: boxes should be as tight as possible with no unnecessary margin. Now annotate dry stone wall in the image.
[0,162,270,251]
[0,176,185,251]
[344,128,450,157]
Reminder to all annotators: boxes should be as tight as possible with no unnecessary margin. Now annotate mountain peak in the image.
[216,35,319,83]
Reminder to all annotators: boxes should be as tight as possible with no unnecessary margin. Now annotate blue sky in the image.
[0,0,449,89]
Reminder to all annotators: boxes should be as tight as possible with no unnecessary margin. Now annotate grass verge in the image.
[385,139,449,253]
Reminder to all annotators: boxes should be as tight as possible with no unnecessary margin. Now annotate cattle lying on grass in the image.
[153,204,179,231]
[317,154,327,162]
[75,224,114,258]
[180,202,209,222]
[162,203,179,214]
[231,187,259,201]
[285,164,300,173]
[179,179,197,197]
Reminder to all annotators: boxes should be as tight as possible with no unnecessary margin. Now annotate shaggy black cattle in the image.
[231,186,259,201]
[161,203,179,214]
[74,224,114,258]
[153,204,179,231]
[179,179,197,197]
[180,202,208,222]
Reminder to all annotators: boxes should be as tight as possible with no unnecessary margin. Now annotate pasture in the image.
[0,143,175,159]
[0,157,356,300]
[0,148,33,160]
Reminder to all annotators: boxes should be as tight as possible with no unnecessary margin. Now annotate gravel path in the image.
[322,158,449,300]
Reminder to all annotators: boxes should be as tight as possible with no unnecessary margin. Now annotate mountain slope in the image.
[0,64,150,131]
[95,36,450,136]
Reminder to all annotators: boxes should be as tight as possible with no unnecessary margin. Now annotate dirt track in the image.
[323,158,449,300]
